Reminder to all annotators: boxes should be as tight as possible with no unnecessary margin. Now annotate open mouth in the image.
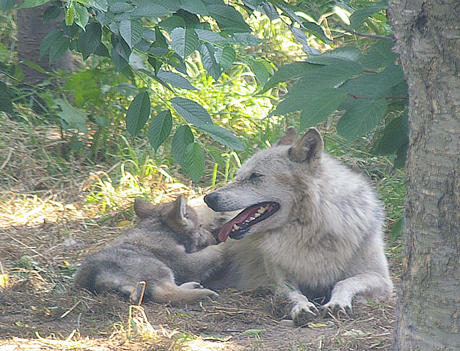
[218,202,280,242]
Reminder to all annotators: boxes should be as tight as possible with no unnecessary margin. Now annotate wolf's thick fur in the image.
[203,127,393,323]
[74,196,221,304]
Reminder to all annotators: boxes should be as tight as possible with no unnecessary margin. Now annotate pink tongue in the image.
[217,207,259,242]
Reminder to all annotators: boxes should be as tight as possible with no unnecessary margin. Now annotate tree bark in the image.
[388,0,460,350]
[17,3,73,84]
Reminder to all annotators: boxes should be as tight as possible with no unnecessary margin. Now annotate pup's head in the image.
[134,195,216,252]
[204,127,324,242]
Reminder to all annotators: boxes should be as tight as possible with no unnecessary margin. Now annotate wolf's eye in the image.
[249,172,263,181]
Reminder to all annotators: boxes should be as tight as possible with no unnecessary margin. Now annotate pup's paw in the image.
[202,288,219,300]
[180,282,203,289]
[321,300,351,318]
[290,301,318,326]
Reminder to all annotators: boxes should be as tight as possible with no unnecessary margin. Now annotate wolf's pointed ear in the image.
[288,127,324,164]
[134,198,156,219]
[275,126,297,146]
[168,195,187,222]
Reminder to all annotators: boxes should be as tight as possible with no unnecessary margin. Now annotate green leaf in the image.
[218,46,235,73]
[159,16,186,33]
[109,2,134,13]
[200,42,221,81]
[207,4,252,33]
[337,99,388,141]
[78,23,102,60]
[90,0,108,12]
[21,61,47,74]
[148,110,172,151]
[130,4,171,18]
[360,39,398,70]
[43,5,61,22]
[262,61,320,93]
[251,59,272,86]
[74,2,89,29]
[195,29,227,44]
[170,27,199,59]
[179,0,208,15]
[349,1,388,30]
[390,217,404,243]
[0,0,18,11]
[19,0,49,8]
[157,71,198,91]
[341,64,406,99]
[172,125,194,167]
[0,82,13,114]
[54,98,88,133]
[205,145,224,167]
[171,97,213,127]
[184,142,205,183]
[307,47,361,65]
[372,112,408,155]
[394,143,407,169]
[65,4,74,26]
[232,33,262,46]
[126,91,151,137]
[274,62,362,115]
[199,124,244,151]
[302,21,330,43]
[119,20,144,48]
[40,30,70,63]
[299,91,347,130]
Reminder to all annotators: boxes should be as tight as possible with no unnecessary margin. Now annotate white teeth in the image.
[232,205,272,232]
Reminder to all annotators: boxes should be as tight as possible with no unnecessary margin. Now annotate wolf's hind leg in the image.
[150,282,218,303]
[323,272,393,316]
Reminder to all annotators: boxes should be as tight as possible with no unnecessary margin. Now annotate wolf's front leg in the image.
[322,272,392,316]
[276,282,318,325]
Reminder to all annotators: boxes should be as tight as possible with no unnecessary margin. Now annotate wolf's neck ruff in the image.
[218,202,280,242]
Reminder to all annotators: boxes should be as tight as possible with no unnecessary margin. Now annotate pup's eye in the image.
[249,172,263,180]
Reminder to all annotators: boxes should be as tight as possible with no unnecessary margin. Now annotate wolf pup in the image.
[203,127,393,324]
[74,195,221,304]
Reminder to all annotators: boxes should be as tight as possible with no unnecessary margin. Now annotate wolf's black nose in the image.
[204,192,219,210]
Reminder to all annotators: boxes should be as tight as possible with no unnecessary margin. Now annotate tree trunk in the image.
[388,0,460,350]
[17,3,73,84]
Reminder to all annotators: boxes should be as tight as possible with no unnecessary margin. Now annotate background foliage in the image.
[0,0,407,182]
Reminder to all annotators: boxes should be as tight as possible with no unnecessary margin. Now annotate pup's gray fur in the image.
[203,127,393,324]
[74,195,221,304]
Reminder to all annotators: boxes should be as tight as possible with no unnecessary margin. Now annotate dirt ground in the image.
[0,119,398,350]
[0,214,396,351]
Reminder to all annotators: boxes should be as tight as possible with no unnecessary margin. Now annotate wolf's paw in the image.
[180,282,203,289]
[321,300,351,318]
[290,301,318,326]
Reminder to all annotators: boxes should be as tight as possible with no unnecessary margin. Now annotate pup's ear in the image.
[167,195,187,223]
[288,127,324,164]
[275,126,297,146]
[134,197,156,218]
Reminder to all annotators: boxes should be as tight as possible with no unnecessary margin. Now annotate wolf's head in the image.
[134,195,216,252]
[204,127,324,242]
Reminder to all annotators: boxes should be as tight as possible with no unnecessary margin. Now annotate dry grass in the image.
[0,115,396,350]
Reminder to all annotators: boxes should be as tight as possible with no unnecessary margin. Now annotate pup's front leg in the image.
[276,282,318,325]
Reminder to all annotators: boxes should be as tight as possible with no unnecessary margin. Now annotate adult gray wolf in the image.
[74,195,221,304]
[203,127,393,324]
